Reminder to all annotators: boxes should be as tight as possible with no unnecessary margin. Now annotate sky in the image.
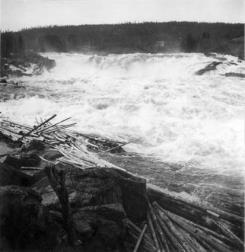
[1,0,244,31]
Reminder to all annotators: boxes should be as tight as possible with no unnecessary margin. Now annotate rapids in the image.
[1,52,245,177]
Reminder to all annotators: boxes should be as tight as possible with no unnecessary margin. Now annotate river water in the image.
[1,52,244,213]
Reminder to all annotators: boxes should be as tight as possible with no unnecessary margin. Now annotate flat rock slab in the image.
[33,166,147,223]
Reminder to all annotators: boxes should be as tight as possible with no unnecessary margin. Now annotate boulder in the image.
[23,139,46,152]
[116,169,147,223]
[195,61,222,75]
[0,163,34,186]
[0,185,64,251]
[73,203,127,251]
[43,149,63,161]
[4,153,41,169]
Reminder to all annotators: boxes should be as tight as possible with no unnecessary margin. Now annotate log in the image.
[154,201,239,248]
[153,207,185,252]
[0,126,27,136]
[133,224,148,252]
[147,212,161,252]
[126,219,156,251]
[153,202,206,252]
[156,205,235,252]
[147,185,243,238]
[44,165,76,245]
[21,166,42,170]
[214,220,244,247]
[148,201,169,252]
[18,114,57,141]
[126,220,156,252]
[2,120,32,130]
[36,117,72,134]
[45,123,76,134]
[128,231,154,252]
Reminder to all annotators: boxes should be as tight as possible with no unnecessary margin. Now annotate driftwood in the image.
[153,202,206,252]
[36,117,72,134]
[133,224,148,252]
[18,114,57,141]
[213,220,244,248]
[1,116,122,169]
[155,203,238,252]
[126,219,156,252]
[2,119,32,130]
[154,200,243,251]
[147,212,161,252]
[147,185,243,238]
[44,165,76,245]
[154,212,184,252]
[148,201,169,252]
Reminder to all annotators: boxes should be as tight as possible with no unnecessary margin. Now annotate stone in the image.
[0,185,64,251]
[0,163,34,186]
[195,61,222,75]
[4,153,41,169]
[67,168,123,208]
[23,139,46,152]
[33,167,147,223]
[43,149,63,161]
[73,203,126,251]
[115,169,147,223]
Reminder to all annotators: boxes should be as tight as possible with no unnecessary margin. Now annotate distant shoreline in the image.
[1,22,244,60]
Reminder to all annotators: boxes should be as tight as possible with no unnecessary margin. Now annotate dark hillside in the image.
[1,22,244,58]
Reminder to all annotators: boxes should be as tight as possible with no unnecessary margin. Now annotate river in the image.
[1,52,244,214]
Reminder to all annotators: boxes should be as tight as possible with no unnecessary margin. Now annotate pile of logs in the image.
[0,114,126,169]
[127,199,244,252]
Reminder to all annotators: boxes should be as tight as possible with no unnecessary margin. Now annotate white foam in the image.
[1,52,245,175]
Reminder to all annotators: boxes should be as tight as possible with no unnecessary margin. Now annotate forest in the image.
[1,22,244,58]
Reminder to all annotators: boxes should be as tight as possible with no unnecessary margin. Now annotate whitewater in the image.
[1,52,245,176]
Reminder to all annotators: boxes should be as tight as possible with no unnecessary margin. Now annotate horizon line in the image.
[1,20,244,33]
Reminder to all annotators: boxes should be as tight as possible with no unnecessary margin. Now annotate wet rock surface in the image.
[0,185,64,251]
[0,52,56,78]
[195,61,222,75]
[0,163,34,186]
[0,128,244,251]
[33,166,147,223]
[0,137,147,251]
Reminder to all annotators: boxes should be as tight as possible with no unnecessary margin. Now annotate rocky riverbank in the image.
[0,118,244,252]
[0,52,55,78]
[0,133,147,251]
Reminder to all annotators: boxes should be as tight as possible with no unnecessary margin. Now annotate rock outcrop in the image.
[0,52,56,78]
[0,135,148,251]
[0,185,64,251]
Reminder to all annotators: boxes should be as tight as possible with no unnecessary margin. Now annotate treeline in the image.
[1,22,244,58]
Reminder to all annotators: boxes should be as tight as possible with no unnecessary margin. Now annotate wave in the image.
[2,52,245,175]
